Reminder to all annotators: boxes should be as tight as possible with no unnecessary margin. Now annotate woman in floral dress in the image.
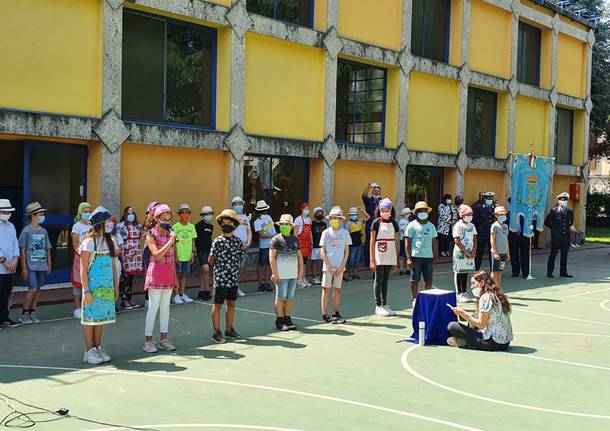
[117,206,143,310]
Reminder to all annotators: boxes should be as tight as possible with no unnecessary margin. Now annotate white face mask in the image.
[0,214,11,222]
[472,287,482,298]
[446,199,452,205]
[485,199,493,206]
[463,215,473,223]
[559,200,568,207]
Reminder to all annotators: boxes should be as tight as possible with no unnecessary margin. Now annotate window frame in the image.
[246,0,315,29]
[517,21,541,87]
[335,58,388,148]
[555,107,574,165]
[465,87,498,158]
[411,0,452,64]
[122,9,218,131]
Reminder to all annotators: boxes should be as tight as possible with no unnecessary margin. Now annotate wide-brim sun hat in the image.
[327,206,345,220]
[153,204,172,218]
[231,196,245,205]
[25,202,47,215]
[276,214,295,226]
[216,209,241,226]
[414,201,432,213]
[90,206,112,227]
[0,199,16,212]
[200,206,214,215]
[255,200,270,212]
[494,206,508,215]
[348,207,358,215]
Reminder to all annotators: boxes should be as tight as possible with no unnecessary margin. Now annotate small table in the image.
[410,288,457,346]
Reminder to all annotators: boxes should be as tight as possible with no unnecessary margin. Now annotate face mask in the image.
[315,214,324,221]
[303,209,310,216]
[559,200,568,207]
[233,204,244,214]
[159,221,172,231]
[221,224,235,234]
[127,214,135,223]
[280,225,292,236]
[446,199,452,205]
[472,287,482,298]
[499,215,507,223]
[179,213,190,222]
[485,199,493,206]
[0,214,11,222]
[350,215,358,221]
[37,216,46,224]
[417,212,428,221]
[82,212,92,221]
[104,223,114,234]
[330,219,341,229]
[463,215,473,223]
[204,214,213,222]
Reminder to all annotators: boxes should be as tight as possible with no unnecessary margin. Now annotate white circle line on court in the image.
[85,424,305,431]
[515,331,610,338]
[0,364,484,431]
[513,308,610,326]
[601,300,610,313]
[401,342,610,420]
[570,287,610,298]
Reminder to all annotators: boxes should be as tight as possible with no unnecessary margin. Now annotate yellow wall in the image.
[552,175,582,229]
[334,160,396,213]
[121,144,229,217]
[464,169,506,206]
[557,34,587,98]
[572,109,585,166]
[309,158,323,208]
[208,0,231,6]
[470,0,512,78]
[444,168,458,197]
[495,92,510,159]
[338,0,402,50]
[244,33,325,141]
[384,68,401,149]
[515,96,549,156]
[408,72,460,154]
[540,26,553,89]
[314,0,328,32]
[0,0,102,118]
[449,0,464,66]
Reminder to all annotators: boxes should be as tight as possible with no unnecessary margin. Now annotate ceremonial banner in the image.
[509,152,554,237]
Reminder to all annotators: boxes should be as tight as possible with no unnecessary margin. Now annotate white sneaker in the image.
[313,276,322,285]
[303,279,312,287]
[173,295,184,305]
[145,300,150,309]
[237,288,246,297]
[29,312,40,324]
[19,314,32,324]
[457,293,469,303]
[96,346,111,363]
[83,348,103,365]
[180,294,194,303]
[375,305,391,317]
[73,308,82,319]
[412,299,417,309]
[384,305,396,316]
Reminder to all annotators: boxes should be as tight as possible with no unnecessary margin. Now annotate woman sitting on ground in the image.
[447,271,513,351]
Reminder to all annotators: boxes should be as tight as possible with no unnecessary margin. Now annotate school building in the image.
[0,0,596,284]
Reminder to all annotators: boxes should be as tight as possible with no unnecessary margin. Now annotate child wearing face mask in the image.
[108,216,124,312]
[398,208,412,276]
[117,207,143,310]
[310,207,327,285]
[406,201,438,307]
[195,206,214,301]
[345,206,370,281]
[294,203,313,288]
[71,202,93,320]
[231,196,251,297]
[452,205,478,303]
[370,199,399,317]
[172,204,197,304]
[490,206,510,287]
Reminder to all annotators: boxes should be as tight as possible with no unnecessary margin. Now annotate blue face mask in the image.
[37,216,46,225]
[204,214,213,222]
[127,214,135,223]
[81,212,92,221]
[159,221,172,231]
[417,212,429,221]
[233,204,244,214]
[485,199,493,206]
[303,209,310,216]
[499,215,507,223]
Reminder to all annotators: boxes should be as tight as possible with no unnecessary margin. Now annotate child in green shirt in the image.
[172,204,197,304]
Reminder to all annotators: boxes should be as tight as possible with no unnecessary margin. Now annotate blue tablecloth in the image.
[410,288,457,345]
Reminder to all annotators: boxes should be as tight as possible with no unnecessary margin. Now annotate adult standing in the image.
[507,198,530,279]
[0,199,20,328]
[545,192,573,278]
[437,194,457,257]
[472,192,496,270]
[362,182,382,266]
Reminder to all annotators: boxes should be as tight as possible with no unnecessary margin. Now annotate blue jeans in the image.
[348,245,362,269]
[24,270,46,290]
[175,261,191,273]
[275,278,297,301]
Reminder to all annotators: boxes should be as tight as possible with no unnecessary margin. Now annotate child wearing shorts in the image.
[490,206,510,287]
[173,204,197,304]
[310,207,327,285]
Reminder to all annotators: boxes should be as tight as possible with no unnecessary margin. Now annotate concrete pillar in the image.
[455,0,472,198]
[581,30,595,235]
[504,12,521,205]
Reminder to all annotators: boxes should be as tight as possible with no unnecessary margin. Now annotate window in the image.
[335,61,386,146]
[405,166,444,224]
[555,108,573,165]
[411,0,450,62]
[466,88,497,157]
[517,22,541,86]
[247,0,312,27]
[122,11,216,128]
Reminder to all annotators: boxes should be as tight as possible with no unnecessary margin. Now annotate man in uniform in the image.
[545,192,573,278]
[473,191,496,270]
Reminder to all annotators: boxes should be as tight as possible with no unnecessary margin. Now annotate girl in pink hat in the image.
[452,205,478,303]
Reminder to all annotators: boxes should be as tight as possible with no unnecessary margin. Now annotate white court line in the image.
[601,300,610,313]
[0,364,483,431]
[86,424,304,431]
[513,308,610,326]
[401,344,610,420]
[570,287,610,298]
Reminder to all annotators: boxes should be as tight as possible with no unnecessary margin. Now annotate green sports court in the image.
[1,246,609,431]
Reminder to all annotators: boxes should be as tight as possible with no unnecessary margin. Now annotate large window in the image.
[122,11,216,128]
[405,166,444,224]
[517,22,541,86]
[555,108,574,165]
[411,0,450,62]
[466,88,497,157]
[335,60,386,146]
[247,0,312,27]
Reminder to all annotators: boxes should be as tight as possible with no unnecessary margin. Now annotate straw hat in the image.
[348,207,359,215]
[255,200,270,211]
[276,214,295,226]
[327,206,345,219]
[200,206,214,215]
[216,209,241,226]
[25,202,47,215]
[231,196,245,205]
[178,203,191,213]
[413,201,432,213]
[400,207,411,216]
[0,199,15,212]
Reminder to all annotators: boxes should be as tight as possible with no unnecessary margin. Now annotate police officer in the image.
[507,197,531,279]
[545,192,573,278]
[473,191,496,270]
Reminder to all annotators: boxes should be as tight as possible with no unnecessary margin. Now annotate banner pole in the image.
[527,236,536,280]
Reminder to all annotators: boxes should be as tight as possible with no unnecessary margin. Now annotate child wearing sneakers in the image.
[195,206,214,301]
[398,208,412,276]
[253,200,276,292]
[344,206,369,281]
[453,205,478,303]
[173,204,197,304]
[18,202,52,324]
[310,207,327,285]
[294,203,312,288]
[369,199,399,317]
[320,206,351,324]
[270,214,304,331]
[490,206,510,287]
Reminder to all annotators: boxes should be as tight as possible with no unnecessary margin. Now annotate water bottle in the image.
[418,321,426,346]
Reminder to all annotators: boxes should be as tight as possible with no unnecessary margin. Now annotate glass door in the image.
[24,142,88,284]
[405,166,443,224]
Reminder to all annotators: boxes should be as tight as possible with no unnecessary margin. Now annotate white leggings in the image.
[145,289,172,337]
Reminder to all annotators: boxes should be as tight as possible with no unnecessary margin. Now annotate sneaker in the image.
[331,312,346,324]
[83,348,103,365]
[19,313,32,325]
[384,304,396,316]
[322,313,332,323]
[201,290,212,301]
[296,279,305,288]
[411,299,417,309]
[276,317,289,331]
[285,317,297,330]
[29,312,40,324]
[173,295,184,305]
[2,319,20,328]
[127,300,140,309]
[313,276,322,285]
[197,290,207,300]
[96,346,111,363]
[143,341,158,353]
[225,327,243,340]
[343,274,351,282]
[159,339,177,351]
[212,330,226,344]
[447,337,466,348]
[120,300,134,310]
[115,305,122,314]
[375,305,391,317]
[73,308,82,319]
[303,279,312,287]
[237,288,246,297]
[180,294,194,303]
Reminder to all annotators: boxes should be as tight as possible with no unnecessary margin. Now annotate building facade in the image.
[0,0,595,284]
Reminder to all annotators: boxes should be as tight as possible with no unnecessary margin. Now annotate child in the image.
[320,206,351,324]
[173,204,197,304]
[370,199,399,317]
[18,202,52,324]
[270,214,304,331]
[344,206,370,281]
[253,200,276,292]
[310,207,327,285]
[398,207,412,276]
[117,206,143,310]
[143,204,178,353]
[406,201,438,307]
[231,196,251,297]
[71,202,93,319]
[490,206,510,287]
[141,201,160,309]
[294,203,312,288]
[0,199,19,328]
[195,206,214,301]
[80,206,119,365]
[209,209,245,344]
[453,205,478,303]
